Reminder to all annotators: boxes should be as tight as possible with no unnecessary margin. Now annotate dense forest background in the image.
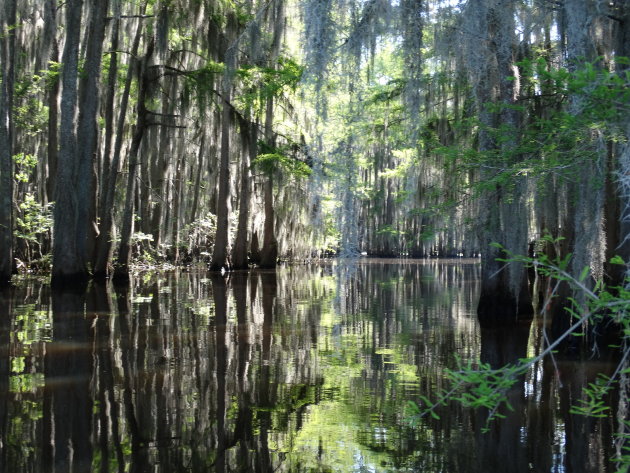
[0,0,629,324]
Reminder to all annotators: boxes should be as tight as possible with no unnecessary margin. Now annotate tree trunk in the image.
[51,0,86,287]
[189,133,205,224]
[100,0,120,208]
[232,118,256,269]
[170,130,185,264]
[77,0,109,270]
[260,98,278,269]
[259,175,278,268]
[606,5,630,285]
[150,78,178,248]
[468,0,533,326]
[250,231,261,264]
[94,14,145,279]
[0,0,16,285]
[114,40,154,282]
[45,0,60,205]
[210,90,232,271]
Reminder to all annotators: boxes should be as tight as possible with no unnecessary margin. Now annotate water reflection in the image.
[0,261,621,472]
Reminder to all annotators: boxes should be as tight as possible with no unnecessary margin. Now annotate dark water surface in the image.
[0,260,621,472]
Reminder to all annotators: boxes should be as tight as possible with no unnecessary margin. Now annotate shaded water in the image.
[0,260,621,472]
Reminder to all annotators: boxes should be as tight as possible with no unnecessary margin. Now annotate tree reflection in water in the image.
[0,260,621,472]
[46,287,93,472]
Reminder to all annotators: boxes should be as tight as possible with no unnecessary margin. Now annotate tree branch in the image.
[147,122,187,129]
[106,14,155,21]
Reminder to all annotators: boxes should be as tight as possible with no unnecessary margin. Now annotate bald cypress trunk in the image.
[189,134,205,225]
[52,0,108,286]
[114,40,154,282]
[100,0,121,209]
[77,0,109,270]
[94,10,145,279]
[0,0,16,285]
[260,98,278,269]
[466,0,533,326]
[260,176,278,268]
[605,5,630,286]
[52,0,86,286]
[45,0,60,204]
[259,0,286,269]
[232,118,256,269]
[170,129,185,265]
[210,90,232,271]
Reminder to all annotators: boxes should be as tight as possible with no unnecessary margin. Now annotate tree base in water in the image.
[477,287,534,328]
[51,270,89,291]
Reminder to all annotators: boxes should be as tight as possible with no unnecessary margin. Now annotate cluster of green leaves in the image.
[236,56,304,110]
[186,60,226,85]
[406,358,526,429]
[13,154,53,265]
[253,141,312,178]
[13,153,37,183]
[15,194,53,244]
[13,74,48,137]
[569,373,615,418]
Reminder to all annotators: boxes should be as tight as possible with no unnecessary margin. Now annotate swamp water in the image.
[0,260,621,472]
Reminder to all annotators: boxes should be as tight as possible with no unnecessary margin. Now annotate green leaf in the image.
[610,255,625,265]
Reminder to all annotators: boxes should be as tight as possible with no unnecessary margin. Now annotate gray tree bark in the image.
[94,12,145,279]
[100,0,121,208]
[259,1,285,269]
[0,0,16,284]
[232,118,256,269]
[466,0,533,325]
[209,90,232,271]
[605,2,630,286]
[77,0,109,269]
[51,0,85,286]
[189,133,205,224]
[114,39,154,282]
[44,0,60,204]
[259,99,278,269]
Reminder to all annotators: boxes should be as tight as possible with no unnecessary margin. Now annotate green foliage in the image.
[254,153,312,178]
[253,142,312,178]
[13,74,48,137]
[15,194,53,244]
[569,373,613,418]
[12,153,53,268]
[186,60,226,87]
[236,57,304,110]
[376,224,400,237]
[434,59,630,203]
[365,78,405,105]
[42,61,61,90]
[13,153,37,183]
